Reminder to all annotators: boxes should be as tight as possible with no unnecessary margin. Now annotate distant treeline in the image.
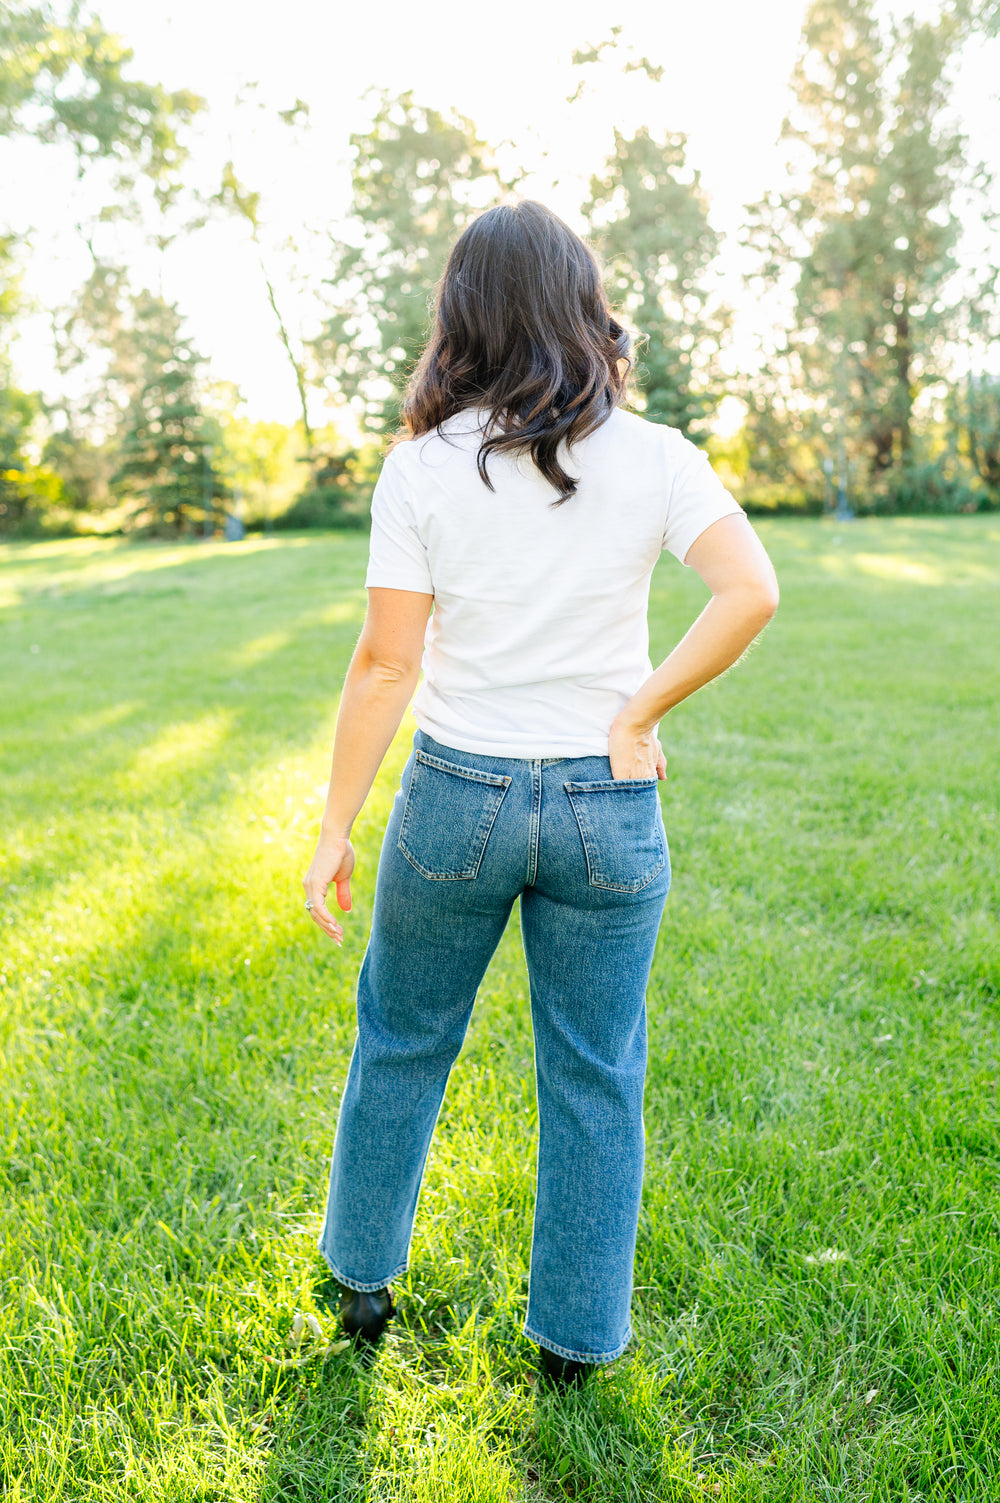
[2,0,999,538]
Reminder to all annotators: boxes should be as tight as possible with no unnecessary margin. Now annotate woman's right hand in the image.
[608,715,667,781]
[303,833,355,944]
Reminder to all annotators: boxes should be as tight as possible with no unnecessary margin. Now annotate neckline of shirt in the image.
[438,406,493,432]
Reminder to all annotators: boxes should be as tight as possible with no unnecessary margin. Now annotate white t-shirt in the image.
[365,405,744,758]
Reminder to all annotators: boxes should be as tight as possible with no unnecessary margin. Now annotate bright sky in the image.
[6,0,1000,428]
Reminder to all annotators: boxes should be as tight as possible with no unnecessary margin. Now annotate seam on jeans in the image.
[320,1250,408,1294]
[563,778,659,792]
[413,748,509,787]
[523,1322,633,1365]
[526,759,541,887]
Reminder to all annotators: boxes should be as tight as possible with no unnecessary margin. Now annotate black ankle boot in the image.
[537,1344,596,1390]
[338,1283,396,1350]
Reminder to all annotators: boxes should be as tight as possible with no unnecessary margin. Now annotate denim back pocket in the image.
[563,778,667,893]
[398,750,511,880]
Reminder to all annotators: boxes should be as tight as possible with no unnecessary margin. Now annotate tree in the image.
[583,127,727,437]
[47,259,150,512]
[0,382,39,529]
[311,92,507,435]
[959,374,1000,499]
[743,0,996,496]
[564,28,727,437]
[213,158,316,459]
[0,1,202,333]
[0,2,205,519]
[202,382,306,529]
[729,384,826,510]
[52,259,139,431]
[210,98,318,462]
[0,2,202,208]
[0,235,57,531]
[111,293,222,533]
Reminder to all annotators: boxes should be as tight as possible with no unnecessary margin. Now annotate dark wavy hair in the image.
[396,200,634,505]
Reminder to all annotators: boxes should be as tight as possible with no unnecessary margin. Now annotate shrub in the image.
[867,458,993,516]
[271,484,369,531]
[268,449,376,531]
[738,481,824,517]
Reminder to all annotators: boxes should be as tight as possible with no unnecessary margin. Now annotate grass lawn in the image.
[1,515,998,1502]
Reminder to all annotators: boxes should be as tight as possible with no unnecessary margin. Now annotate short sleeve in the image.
[662,430,744,565]
[365,450,434,593]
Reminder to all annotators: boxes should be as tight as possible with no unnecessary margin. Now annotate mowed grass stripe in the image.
[1,517,998,1501]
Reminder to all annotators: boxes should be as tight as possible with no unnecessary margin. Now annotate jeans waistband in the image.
[413,727,596,769]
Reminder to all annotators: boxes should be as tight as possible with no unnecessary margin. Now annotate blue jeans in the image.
[318,728,671,1364]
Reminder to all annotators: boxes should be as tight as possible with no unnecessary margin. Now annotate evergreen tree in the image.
[311,92,508,435]
[52,260,137,439]
[583,127,726,437]
[112,294,222,533]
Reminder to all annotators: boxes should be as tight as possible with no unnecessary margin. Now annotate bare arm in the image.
[303,586,433,941]
[608,513,779,779]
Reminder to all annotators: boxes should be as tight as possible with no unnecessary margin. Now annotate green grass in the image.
[1,516,998,1502]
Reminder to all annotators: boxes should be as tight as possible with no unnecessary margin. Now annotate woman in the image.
[303,200,778,1391]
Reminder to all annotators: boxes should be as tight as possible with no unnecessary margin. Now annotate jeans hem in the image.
[320,1245,407,1294]
[524,1322,633,1365]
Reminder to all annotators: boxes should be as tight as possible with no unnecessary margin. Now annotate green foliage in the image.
[4,11,999,522]
[49,274,243,535]
[52,260,139,434]
[953,0,1000,38]
[568,25,664,92]
[744,0,996,496]
[273,448,378,531]
[0,231,21,331]
[111,294,223,534]
[734,389,825,504]
[0,1,203,207]
[39,424,111,513]
[46,261,139,513]
[0,3,204,423]
[311,91,508,436]
[871,455,989,515]
[274,488,366,532]
[0,380,42,530]
[584,127,726,437]
[956,372,1000,498]
[0,376,71,534]
[706,425,824,516]
[2,521,1000,1495]
[203,388,306,530]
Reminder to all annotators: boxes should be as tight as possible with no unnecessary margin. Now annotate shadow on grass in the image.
[2,535,371,899]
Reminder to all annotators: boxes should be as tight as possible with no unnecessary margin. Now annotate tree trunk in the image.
[259,254,313,460]
[894,306,912,462]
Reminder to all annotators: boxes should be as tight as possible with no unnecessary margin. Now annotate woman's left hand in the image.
[303,835,355,944]
[608,716,668,782]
